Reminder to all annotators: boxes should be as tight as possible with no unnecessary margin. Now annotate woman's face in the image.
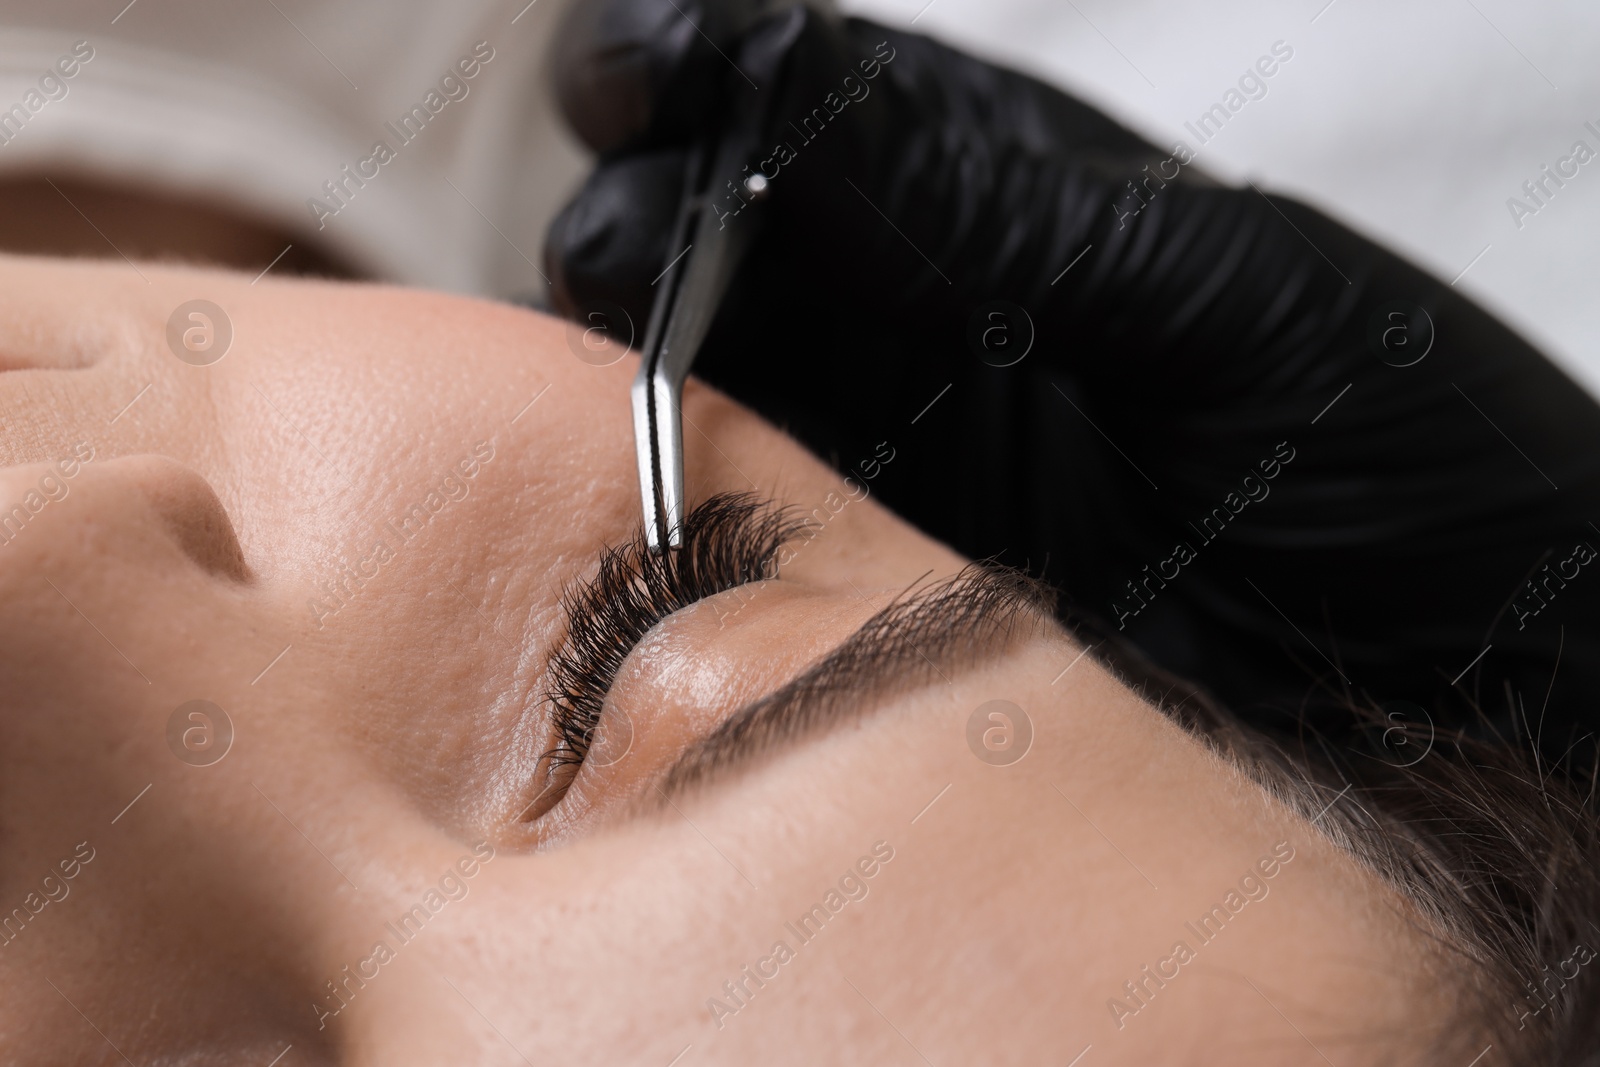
[1,257,1440,1064]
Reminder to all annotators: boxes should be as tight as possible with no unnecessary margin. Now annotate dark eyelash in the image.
[542,493,810,775]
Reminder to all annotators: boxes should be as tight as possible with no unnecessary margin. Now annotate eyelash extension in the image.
[542,493,811,777]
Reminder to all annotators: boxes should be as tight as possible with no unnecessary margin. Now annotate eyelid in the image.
[530,494,810,814]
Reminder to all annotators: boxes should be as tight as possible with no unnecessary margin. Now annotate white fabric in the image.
[0,0,589,297]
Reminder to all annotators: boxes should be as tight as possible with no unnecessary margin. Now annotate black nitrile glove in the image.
[544,0,1600,758]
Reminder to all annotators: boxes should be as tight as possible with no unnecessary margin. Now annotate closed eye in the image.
[533,493,810,808]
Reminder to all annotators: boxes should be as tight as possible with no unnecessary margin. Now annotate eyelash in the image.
[541,494,808,785]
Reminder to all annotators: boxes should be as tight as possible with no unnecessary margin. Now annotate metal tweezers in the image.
[632,104,770,552]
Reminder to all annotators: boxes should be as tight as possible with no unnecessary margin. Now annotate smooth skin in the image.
[0,256,1448,1065]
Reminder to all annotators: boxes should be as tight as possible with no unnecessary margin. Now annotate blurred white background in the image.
[0,0,1593,393]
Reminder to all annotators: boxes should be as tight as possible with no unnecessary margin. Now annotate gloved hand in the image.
[543,0,1600,756]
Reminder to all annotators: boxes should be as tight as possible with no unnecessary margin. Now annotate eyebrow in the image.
[655,562,1058,800]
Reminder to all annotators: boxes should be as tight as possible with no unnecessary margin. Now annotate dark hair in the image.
[1088,631,1600,1064]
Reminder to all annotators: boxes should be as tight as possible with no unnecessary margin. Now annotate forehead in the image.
[0,257,637,538]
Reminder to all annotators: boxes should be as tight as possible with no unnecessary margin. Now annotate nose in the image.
[111,453,253,581]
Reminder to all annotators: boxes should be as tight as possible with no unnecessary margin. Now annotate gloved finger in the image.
[548,0,786,155]
[544,149,687,326]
